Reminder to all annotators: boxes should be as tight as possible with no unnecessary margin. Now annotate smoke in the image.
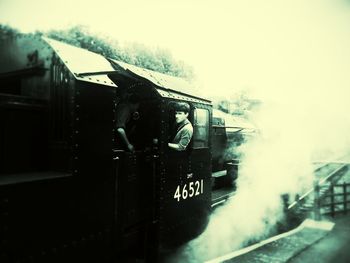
[172,1,350,261]
[181,62,350,261]
[175,85,350,262]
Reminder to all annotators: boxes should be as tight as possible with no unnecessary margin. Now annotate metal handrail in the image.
[288,163,349,210]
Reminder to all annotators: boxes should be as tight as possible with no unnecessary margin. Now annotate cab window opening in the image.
[192,108,209,149]
[115,85,160,153]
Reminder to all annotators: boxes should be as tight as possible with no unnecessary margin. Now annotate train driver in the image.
[115,93,140,152]
[168,102,193,151]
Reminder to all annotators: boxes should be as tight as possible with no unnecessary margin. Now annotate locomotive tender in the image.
[0,35,252,262]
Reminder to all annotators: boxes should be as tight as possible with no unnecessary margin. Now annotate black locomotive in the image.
[0,35,254,262]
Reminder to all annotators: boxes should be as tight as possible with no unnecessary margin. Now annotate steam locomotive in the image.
[0,35,254,262]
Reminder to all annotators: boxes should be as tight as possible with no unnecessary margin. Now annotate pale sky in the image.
[1,0,350,101]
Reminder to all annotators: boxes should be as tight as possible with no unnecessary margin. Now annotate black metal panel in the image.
[158,101,212,247]
[0,94,49,174]
[73,80,115,179]
[113,151,156,260]
[48,54,75,172]
[0,173,114,263]
[0,78,118,262]
[0,78,118,261]
[69,80,117,259]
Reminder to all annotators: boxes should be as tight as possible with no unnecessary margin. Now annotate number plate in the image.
[173,180,204,202]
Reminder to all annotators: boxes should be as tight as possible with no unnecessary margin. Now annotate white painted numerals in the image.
[174,180,204,202]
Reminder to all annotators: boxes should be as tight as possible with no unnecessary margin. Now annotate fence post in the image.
[344,182,347,215]
[314,180,321,220]
[330,183,335,218]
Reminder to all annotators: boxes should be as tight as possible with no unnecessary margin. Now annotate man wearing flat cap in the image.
[168,102,193,151]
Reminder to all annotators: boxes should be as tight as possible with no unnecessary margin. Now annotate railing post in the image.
[330,183,335,218]
[314,180,321,221]
[344,182,347,215]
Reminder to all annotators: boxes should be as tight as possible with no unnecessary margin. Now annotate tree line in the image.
[0,24,194,80]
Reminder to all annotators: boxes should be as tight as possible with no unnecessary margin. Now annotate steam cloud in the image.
[173,82,350,262]
[169,1,350,261]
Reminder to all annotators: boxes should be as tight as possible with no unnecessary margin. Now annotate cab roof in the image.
[43,37,211,104]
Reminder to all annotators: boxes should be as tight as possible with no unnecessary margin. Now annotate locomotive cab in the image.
[0,34,214,262]
[108,60,213,250]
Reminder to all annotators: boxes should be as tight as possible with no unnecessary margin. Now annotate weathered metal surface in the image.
[111,59,211,104]
[42,37,117,87]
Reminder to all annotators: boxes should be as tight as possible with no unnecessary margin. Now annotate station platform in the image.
[206,214,350,263]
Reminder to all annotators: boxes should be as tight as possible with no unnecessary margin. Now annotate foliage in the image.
[0,24,20,39]
[0,24,194,79]
[45,25,194,79]
[214,90,261,116]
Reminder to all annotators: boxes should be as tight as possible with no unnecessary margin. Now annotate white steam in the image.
[178,87,350,262]
[177,0,350,260]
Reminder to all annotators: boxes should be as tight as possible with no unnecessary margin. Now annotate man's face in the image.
[175,111,188,124]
